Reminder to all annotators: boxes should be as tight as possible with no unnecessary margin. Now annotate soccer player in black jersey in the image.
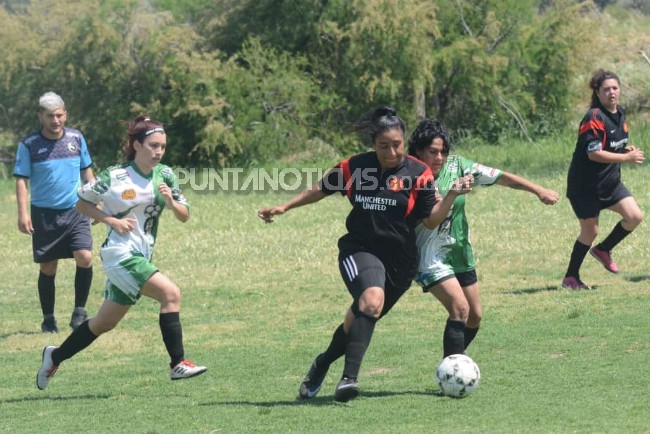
[258,106,472,402]
[563,69,644,289]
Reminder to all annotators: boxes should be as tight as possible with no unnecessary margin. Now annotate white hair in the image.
[38,92,65,111]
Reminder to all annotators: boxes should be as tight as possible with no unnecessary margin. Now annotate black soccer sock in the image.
[597,222,632,252]
[464,326,480,350]
[51,320,98,365]
[443,319,466,357]
[38,272,56,317]
[342,313,376,380]
[317,323,347,367]
[565,240,590,278]
[159,312,185,368]
[74,266,92,308]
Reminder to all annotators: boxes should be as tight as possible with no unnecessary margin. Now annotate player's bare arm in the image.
[158,182,189,223]
[258,184,327,223]
[496,172,559,205]
[76,199,136,235]
[15,176,34,234]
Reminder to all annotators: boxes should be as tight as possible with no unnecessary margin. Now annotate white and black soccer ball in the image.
[435,354,480,398]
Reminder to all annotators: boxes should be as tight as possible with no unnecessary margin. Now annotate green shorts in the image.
[101,254,158,305]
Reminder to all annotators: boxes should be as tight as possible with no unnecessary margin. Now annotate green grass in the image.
[2,136,650,433]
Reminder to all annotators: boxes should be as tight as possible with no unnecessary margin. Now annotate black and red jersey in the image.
[319,151,438,268]
[567,102,629,200]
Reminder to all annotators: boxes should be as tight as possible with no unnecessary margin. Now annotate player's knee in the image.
[628,209,644,228]
[449,298,469,321]
[161,285,181,307]
[74,250,93,268]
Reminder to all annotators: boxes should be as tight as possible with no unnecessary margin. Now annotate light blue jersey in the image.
[13,128,92,209]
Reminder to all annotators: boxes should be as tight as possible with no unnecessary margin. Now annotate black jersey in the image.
[319,151,438,270]
[567,102,629,200]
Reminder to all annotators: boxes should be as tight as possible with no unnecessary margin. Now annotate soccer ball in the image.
[435,354,480,398]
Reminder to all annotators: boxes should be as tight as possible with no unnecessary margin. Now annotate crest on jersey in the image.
[67,143,77,152]
[387,176,404,192]
[122,189,137,200]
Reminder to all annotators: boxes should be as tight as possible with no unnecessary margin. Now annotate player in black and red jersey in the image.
[563,69,644,289]
[258,106,472,402]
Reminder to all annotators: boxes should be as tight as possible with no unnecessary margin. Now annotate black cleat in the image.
[41,317,59,334]
[298,355,329,399]
[334,376,360,402]
[69,307,88,330]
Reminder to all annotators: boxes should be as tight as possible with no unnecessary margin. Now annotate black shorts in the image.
[568,184,632,219]
[423,268,478,291]
[31,205,92,263]
[456,269,478,287]
[338,251,412,319]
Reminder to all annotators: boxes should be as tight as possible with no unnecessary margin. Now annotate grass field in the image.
[2,138,650,433]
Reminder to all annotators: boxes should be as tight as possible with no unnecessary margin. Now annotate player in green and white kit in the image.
[36,115,206,390]
[408,119,559,358]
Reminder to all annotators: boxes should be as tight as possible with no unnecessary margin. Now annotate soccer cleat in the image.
[334,376,360,402]
[69,307,88,330]
[170,359,207,380]
[41,317,59,334]
[298,355,329,399]
[36,346,59,390]
[561,276,592,290]
[590,247,619,273]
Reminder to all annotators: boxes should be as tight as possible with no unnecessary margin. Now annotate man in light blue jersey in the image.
[13,92,95,333]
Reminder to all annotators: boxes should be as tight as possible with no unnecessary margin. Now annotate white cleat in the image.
[36,346,59,390]
[170,359,207,380]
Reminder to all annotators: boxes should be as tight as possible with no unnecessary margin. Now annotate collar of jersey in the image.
[128,160,155,179]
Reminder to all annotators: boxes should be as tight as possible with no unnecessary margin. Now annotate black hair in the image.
[407,119,451,157]
[589,69,620,108]
[351,105,407,146]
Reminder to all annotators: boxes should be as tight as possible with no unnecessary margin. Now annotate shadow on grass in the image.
[0,330,43,340]
[502,285,559,295]
[202,389,440,407]
[626,275,650,283]
[504,284,604,294]
[1,394,111,404]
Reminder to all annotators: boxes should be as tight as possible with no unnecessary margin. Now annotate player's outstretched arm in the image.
[496,172,559,205]
[258,184,327,223]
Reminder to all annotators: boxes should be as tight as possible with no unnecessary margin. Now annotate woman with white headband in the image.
[36,115,207,390]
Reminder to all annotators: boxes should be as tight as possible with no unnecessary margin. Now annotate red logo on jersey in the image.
[388,177,404,192]
[623,122,628,133]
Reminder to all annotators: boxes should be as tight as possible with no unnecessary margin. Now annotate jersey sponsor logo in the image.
[610,129,616,134]
[121,189,137,200]
[354,194,397,211]
[144,204,162,234]
[609,138,628,150]
[587,140,602,152]
[161,167,174,178]
[387,176,404,192]
[38,147,48,154]
[67,143,77,152]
